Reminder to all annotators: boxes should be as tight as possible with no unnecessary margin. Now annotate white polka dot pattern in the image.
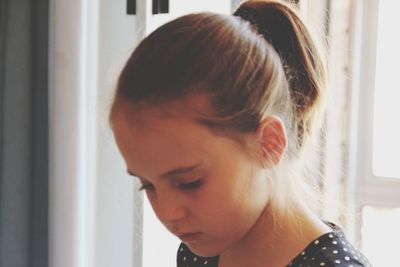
[177,222,373,267]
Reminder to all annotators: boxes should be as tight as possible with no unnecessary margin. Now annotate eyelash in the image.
[138,179,202,191]
[178,179,202,190]
[139,183,154,191]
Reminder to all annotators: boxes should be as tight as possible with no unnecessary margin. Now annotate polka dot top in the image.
[177,222,372,267]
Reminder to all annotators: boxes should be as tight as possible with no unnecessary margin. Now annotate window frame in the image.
[349,0,400,244]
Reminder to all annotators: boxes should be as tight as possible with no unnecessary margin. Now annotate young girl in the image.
[110,0,372,266]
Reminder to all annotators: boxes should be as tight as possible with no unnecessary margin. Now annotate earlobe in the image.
[257,116,288,167]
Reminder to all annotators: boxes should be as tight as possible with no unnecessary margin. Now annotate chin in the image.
[185,242,225,258]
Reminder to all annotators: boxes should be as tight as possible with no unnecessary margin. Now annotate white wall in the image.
[49,1,230,267]
[95,0,146,266]
[48,0,98,266]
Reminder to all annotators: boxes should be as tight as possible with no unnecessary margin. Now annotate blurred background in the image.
[0,0,399,266]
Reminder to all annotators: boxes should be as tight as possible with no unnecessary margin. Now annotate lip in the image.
[177,232,202,242]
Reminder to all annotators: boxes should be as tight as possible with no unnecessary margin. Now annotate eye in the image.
[177,179,202,190]
[139,182,154,191]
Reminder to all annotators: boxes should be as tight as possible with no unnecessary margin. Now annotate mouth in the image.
[177,232,202,243]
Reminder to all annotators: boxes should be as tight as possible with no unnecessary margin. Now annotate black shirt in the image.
[177,223,372,267]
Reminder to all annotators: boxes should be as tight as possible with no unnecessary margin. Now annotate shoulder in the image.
[288,223,373,267]
[176,223,373,267]
[177,243,219,267]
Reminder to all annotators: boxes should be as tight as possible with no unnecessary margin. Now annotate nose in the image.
[150,191,188,225]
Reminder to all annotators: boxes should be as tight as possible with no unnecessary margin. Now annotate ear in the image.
[256,116,288,167]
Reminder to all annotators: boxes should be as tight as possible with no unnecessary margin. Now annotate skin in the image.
[111,96,331,267]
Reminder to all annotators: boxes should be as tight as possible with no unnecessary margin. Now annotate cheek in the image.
[195,178,269,231]
[190,152,270,231]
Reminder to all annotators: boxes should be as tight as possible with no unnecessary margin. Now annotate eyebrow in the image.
[127,164,201,180]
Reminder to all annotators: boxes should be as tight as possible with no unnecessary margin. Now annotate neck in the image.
[218,202,331,267]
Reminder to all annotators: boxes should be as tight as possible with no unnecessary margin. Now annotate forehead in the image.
[111,93,210,134]
[111,99,224,178]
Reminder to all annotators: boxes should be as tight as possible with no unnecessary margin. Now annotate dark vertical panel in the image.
[160,0,169,13]
[127,0,136,15]
[0,0,48,265]
[152,0,169,14]
[1,0,33,265]
[30,0,49,266]
[0,1,7,224]
[0,0,7,262]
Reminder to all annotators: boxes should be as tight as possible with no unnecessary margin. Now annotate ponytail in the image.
[234,0,327,147]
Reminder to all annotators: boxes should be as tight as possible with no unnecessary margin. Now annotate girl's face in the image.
[112,101,271,257]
